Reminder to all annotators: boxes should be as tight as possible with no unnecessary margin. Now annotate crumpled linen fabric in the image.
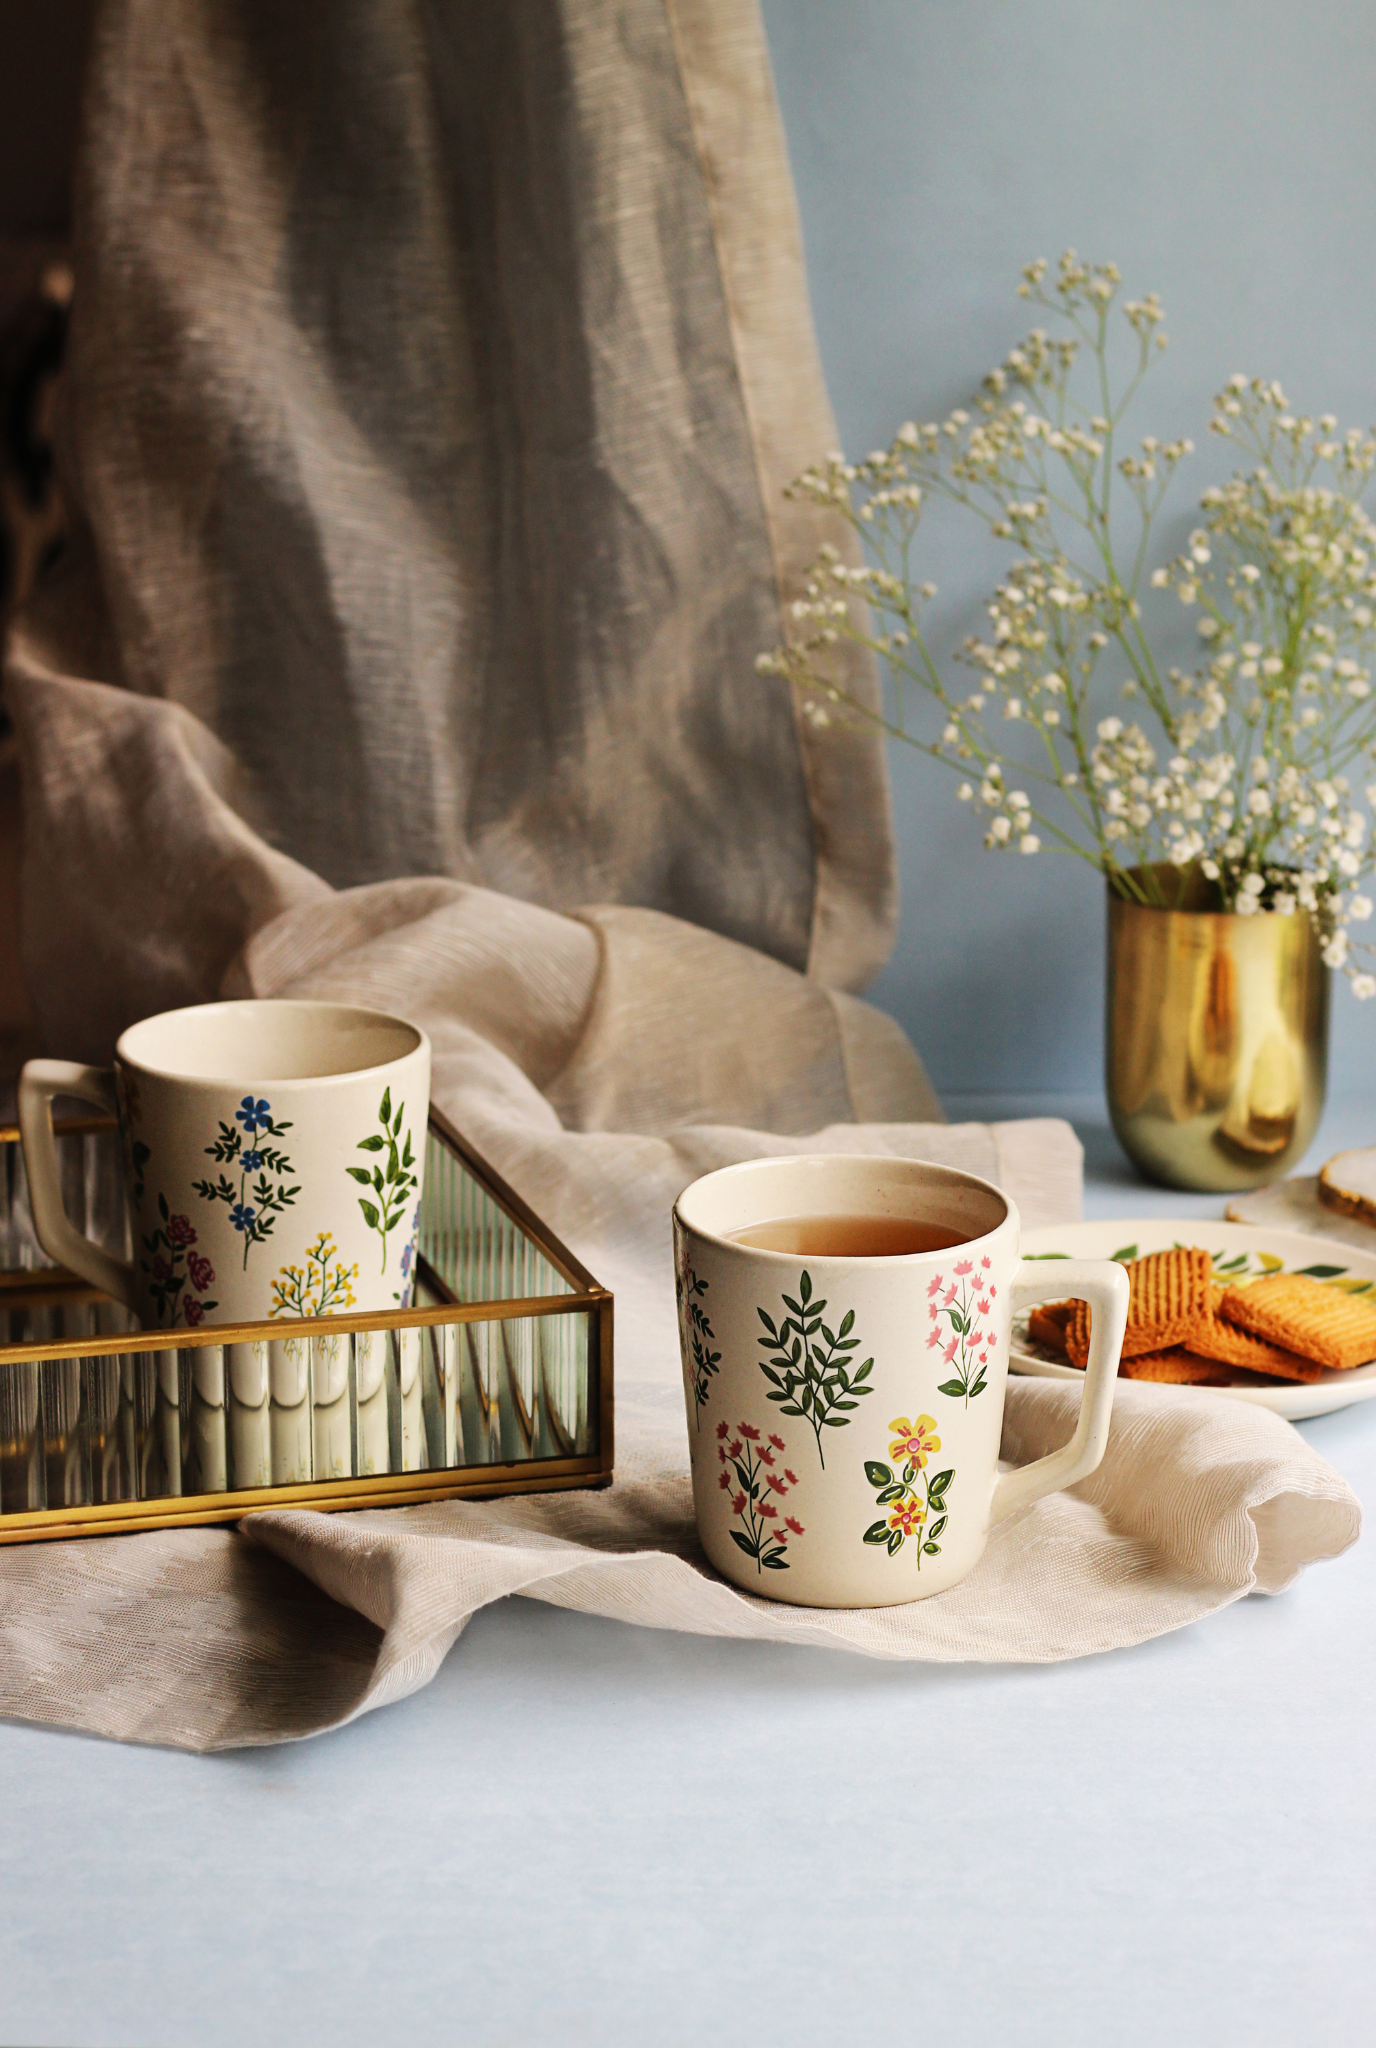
[0,671,1363,1750]
[55,0,897,993]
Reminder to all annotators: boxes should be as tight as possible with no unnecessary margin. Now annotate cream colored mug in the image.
[674,1155,1128,1607]
[20,1000,431,1330]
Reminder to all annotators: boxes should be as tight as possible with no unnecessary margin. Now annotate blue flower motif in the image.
[236,1096,271,1134]
[229,1202,257,1233]
[400,1240,414,1278]
[240,1149,264,1172]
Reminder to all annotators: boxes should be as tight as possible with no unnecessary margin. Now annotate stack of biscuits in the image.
[1028,1247,1376,1386]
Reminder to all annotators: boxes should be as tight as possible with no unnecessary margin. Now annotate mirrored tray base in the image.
[0,1107,613,1541]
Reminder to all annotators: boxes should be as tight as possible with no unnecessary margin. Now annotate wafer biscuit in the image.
[1064,1246,1212,1367]
[1120,1349,1232,1386]
[1027,1302,1072,1354]
[1183,1285,1327,1383]
[1218,1273,1376,1371]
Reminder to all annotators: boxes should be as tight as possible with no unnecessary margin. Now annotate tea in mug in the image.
[726,1215,970,1257]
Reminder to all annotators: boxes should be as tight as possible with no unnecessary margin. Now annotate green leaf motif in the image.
[863,1521,891,1545]
[864,1460,893,1487]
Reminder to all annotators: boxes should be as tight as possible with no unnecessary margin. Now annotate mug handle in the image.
[989,1258,1129,1524]
[18,1060,138,1310]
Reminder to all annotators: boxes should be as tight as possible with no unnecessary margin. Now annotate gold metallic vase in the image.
[1105,870,1329,1193]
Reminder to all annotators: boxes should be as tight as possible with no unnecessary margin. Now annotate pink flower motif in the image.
[955,1260,974,1276]
[988,1284,998,1299]
[976,1298,991,1316]
[785,1516,805,1535]
[187,1252,215,1293]
[740,1423,761,1442]
[981,1255,992,1270]
[731,1492,746,1517]
[943,1337,958,1363]
[183,1298,205,1328]
[769,1434,785,1451]
[926,1274,943,1299]
[165,1214,196,1248]
[784,1469,799,1487]
[978,1351,988,1364]
[716,1420,729,1440]
[926,1331,942,1350]
[944,1285,957,1307]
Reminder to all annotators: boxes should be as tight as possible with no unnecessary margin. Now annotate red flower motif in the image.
[758,1446,775,1466]
[766,1473,787,1496]
[976,1297,991,1316]
[989,1284,997,1298]
[739,1423,761,1441]
[784,1469,799,1486]
[183,1298,205,1328]
[926,1331,942,1349]
[981,1255,992,1269]
[944,1285,957,1307]
[165,1214,196,1248]
[729,1439,742,1458]
[758,1501,778,1519]
[926,1274,942,1298]
[718,1469,731,1490]
[187,1252,215,1293]
[955,1259,974,1276]
[718,1444,728,1463]
[785,1516,804,1535]
[732,1492,746,1516]
[716,1420,729,1440]
[943,1337,958,1363]
[978,1351,988,1364]
[769,1434,785,1451]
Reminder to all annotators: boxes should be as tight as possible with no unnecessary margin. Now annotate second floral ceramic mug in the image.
[19,1000,431,1329]
[674,1154,1129,1608]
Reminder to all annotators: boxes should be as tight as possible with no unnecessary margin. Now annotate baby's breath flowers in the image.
[760,252,1376,994]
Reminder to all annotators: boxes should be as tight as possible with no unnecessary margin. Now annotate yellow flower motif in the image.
[887,1493,927,1538]
[889,1414,941,1468]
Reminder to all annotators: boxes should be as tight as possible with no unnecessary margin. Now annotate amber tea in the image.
[725,1214,970,1257]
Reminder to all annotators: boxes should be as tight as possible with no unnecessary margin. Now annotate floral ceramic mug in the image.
[673,1154,1128,1608]
[19,1000,431,1329]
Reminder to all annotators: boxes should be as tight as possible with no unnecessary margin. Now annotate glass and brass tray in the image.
[0,1106,613,1540]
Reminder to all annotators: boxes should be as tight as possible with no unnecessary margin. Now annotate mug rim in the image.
[115,998,429,1086]
[673,1152,1016,1264]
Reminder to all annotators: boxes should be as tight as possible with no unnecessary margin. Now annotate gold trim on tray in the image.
[0,1104,615,1539]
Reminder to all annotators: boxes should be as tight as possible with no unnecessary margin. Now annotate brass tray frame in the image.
[0,1105,613,1541]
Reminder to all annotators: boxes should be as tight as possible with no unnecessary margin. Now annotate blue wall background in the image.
[760,0,1376,1105]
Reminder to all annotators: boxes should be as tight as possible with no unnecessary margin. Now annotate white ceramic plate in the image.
[1013,1218,1376,1421]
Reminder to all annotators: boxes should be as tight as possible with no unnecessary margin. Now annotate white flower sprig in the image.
[758,253,1376,994]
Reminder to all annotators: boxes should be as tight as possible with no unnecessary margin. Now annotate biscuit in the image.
[1120,1349,1232,1386]
[1183,1285,1328,1383]
[1027,1302,1073,1354]
[1064,1247,1212,1368]
[1219,1274,1376,1372]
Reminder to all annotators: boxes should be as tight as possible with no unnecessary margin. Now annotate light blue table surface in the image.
[2,1098,1373,2048]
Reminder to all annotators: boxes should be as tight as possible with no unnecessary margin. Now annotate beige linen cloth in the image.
[0,0,1360,1749]
[0,668,1364,1749]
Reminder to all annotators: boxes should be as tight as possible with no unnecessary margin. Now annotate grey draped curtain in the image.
[15,0,895,1049]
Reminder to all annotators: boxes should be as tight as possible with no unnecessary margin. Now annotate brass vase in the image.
[1105,868,1329,1193]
